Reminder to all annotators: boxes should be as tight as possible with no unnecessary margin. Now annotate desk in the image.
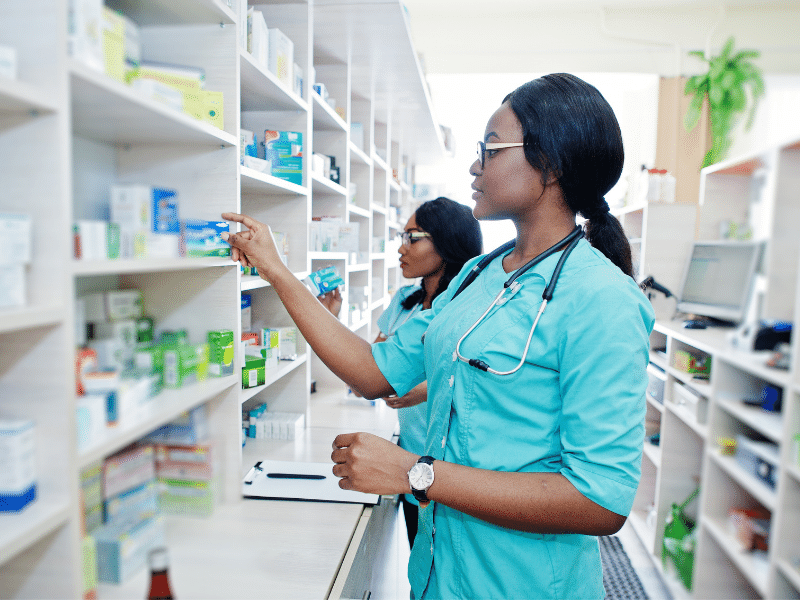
[98,390,407,599]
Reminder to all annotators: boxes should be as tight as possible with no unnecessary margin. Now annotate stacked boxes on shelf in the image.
[69,1,224,129]
[155,442,217,517]
[93,445,164,585]
[264,131,303,185]
[243,403,305,441]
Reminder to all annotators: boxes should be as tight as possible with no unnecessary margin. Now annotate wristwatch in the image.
[408,455,435,503]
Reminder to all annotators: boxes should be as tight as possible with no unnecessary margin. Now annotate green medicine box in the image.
[242,355,266,389]
[208,329,234,377]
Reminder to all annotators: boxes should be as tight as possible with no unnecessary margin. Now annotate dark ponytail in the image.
[504,73,634,278]
[401,197,483,310]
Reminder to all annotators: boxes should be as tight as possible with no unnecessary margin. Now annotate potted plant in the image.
[684,36,765,168]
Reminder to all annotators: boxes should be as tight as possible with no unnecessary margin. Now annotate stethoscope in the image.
[452,225,584,375]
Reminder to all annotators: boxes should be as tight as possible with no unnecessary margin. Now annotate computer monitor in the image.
[676,240,762,325]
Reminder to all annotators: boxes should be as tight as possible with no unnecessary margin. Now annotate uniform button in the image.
[432,525,436,535]
[441,436,446,448]
[448,375,454,387]
[452,351,457,362]
[431,544,434,555]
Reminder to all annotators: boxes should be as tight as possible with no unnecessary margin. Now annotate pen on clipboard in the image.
[267,472,326,480]
[243,461,263,485]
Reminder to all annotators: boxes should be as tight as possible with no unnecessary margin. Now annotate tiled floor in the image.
[616,519,675,600]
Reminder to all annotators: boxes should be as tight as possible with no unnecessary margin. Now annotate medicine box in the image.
[103,445,155,500]
[0,419,37,512]
[241,293,252,331]
[81,290,144,322]
[240,129,258,164]
[674,349,711,379]
[76,393,108,450]
[264,130,303,185]
[163,342,201,389]
[155,442,215,481]
[278,326,298,360]
[0,213,32,264]
[143,405,209,445]
[181,219,230,258]
[728,507,770,551]
[158,478,216,516]
[242,354,266,389]
[735,434,779,489]
[101,6,125,82]
[104,480,158,525]
[94,514,165,584]
[80,462,103,533]
[0,264,26,309]
[304,266,344,296]
[268,27,293,86]
[0,44,18,80]
[208,329,234,377]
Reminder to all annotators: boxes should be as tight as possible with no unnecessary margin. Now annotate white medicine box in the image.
[0,419,37,512]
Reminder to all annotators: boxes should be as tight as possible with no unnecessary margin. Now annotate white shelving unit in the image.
[0,1,442,597]
[628,137,800,599]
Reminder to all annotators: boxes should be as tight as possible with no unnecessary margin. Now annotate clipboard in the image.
[242,459,380,505]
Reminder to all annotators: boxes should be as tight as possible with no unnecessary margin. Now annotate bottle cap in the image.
[148,547,169,571]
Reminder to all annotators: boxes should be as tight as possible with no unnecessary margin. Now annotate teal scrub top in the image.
[376,285,428,508]
[372,238,655,600]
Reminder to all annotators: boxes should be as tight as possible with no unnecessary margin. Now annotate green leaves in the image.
[683,36,765,168]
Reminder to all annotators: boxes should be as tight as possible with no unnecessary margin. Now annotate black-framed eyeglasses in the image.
[398,231,431,247]
[476,141,525,169]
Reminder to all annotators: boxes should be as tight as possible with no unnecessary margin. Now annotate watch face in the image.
[409,463,434,490]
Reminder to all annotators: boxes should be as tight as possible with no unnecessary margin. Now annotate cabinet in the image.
[0,1,441,597]
[628,138,800,599]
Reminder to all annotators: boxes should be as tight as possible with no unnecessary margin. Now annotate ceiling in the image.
[400,0,800,76]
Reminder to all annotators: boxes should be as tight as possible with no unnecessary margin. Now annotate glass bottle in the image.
[147,547,174,600]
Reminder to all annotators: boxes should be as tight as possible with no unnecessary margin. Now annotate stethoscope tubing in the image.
[454,226,584,375]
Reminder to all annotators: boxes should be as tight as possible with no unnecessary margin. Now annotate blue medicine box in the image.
[181,219,230,257]
[152,188,179,234]
[264,130,303,185]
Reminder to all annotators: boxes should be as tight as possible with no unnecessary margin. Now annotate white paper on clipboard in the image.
[242,459,380,505]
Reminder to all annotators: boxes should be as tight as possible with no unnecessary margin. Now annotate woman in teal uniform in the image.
[222,73,655,599]
[374,197,482,547]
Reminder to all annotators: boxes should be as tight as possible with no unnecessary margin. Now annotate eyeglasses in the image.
[398,231,431,247]
[476,141,525,170]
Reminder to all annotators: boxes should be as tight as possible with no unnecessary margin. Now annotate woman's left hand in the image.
[331,432,416,495]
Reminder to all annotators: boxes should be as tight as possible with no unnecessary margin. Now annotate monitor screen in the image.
[676,241,762,324]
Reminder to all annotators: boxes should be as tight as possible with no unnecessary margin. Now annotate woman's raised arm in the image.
[221,212,394,399]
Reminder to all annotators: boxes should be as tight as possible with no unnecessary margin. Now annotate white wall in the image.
[417,72,660,251]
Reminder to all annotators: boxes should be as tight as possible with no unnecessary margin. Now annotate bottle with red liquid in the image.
[147,547,174,600]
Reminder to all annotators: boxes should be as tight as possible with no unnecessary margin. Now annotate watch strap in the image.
[411,455,435,503]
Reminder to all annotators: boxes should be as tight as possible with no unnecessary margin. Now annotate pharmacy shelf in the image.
[311,172,347,197]
[371,203,386,215]
[309,251,348,261]
[643,441,662,468]
[0,76,58,116]
[702,516,770,597]
[240,51,307,113]
[0,306,63,334]
[240,167,308,196]
[665,401,708,440]
[716,394,783,444]
[69,60,236,147]
[72,257,233,276]
[106,0,236,26]
[777,558,800,593]
[0,498,71,568]
[77,375,237,468]
[372,152,389,172]
[312,91,347,132]
[347,204,370,219]
[709,450,777,511]
[240,353,309,404]
[346,263,369,273]
[788,464,800,484]
[349,142,371,166]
